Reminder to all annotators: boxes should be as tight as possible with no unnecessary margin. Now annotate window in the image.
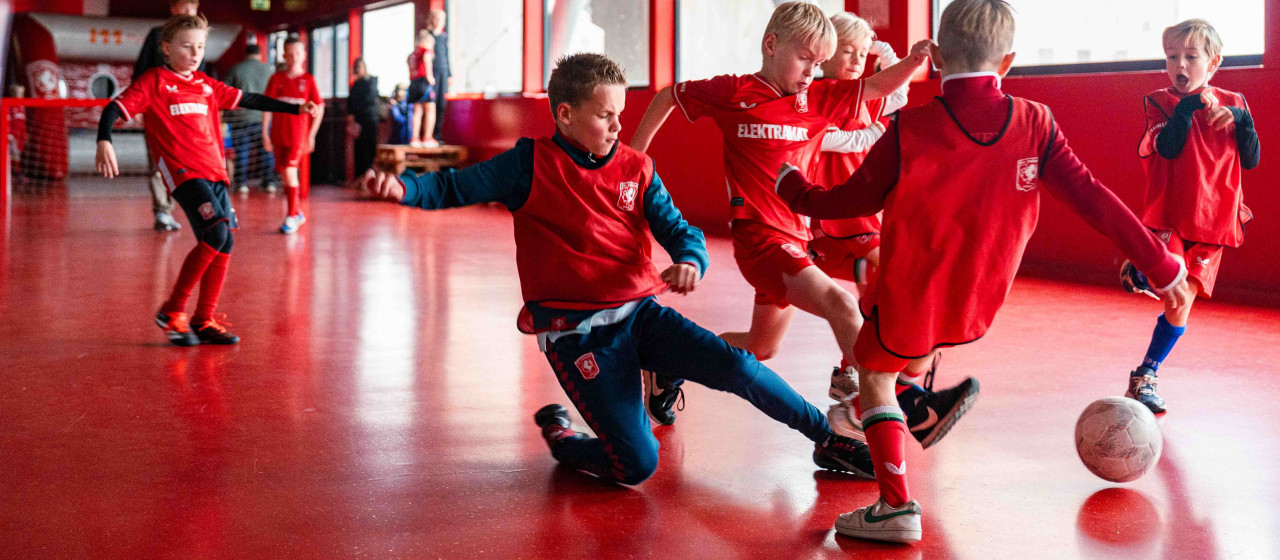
[267,30,290,67]
[544,0,649,87]
[448,0,524,95]
[309,22,350,98]
[363,2,416,97]
[677,0,844,81]
[934,0,1265,74]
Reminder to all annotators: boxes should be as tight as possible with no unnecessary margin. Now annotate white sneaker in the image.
[236,184,250,193]
[154,211,182,231]
[829,365,859,401]
[834,498,923,543]
[279,213,306,234]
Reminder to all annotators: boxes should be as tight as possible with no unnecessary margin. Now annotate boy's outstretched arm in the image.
[364,138,534,210]
[631,86,676,152]
[863,40,933,100]
[776,119,900,219]
[1040,122,1189,301]
[643,171,709,295]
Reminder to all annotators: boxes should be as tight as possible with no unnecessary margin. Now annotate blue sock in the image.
[1141,314,1186,373]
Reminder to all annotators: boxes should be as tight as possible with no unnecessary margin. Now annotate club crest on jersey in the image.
[781,243,806,259]
[552,317,567,330]
[617,182,639,211]
[165,85,179,93]
[795,90,809,113]
[574,353,601,380]
[1015,157,1039,192]
[202,84,213,97]
[198,202,215,220]
[1156,230,1172,243]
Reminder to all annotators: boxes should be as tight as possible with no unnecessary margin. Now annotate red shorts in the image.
[1156,229,1223,298]
[731,221,814,308]
[808,233,880,284]
[274,143,305,172]
[853,314,911,373]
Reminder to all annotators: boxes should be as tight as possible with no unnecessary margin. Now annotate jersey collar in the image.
[552,131,617,170]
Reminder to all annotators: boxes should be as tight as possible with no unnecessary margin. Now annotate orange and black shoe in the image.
[155,311,199,346]
[193,316,240,345]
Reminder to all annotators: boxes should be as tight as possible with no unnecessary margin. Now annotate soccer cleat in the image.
[154,211,182,232]
[264,183,279,194]
[813,434,876,479]
[1125,366,1166,414]
[1120,260,1160,300]
[829,365,860,401]
[906,376,980,449]
[193,317,240,345]
[644,370,685,426]
[533,404,585,447]
[279,213,307,235]
[155,311,199,346]
[834,498,923,543]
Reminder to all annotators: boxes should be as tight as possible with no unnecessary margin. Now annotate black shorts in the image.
[172,178,238,233]
[408,77,436,104]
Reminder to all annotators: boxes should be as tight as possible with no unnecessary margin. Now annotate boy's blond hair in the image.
[764,1,837,58]
[1163,19,1223,59]
[416,29,431,44]
[160,13,208,44]
[937,0,1015,71]
[830,12,874,44]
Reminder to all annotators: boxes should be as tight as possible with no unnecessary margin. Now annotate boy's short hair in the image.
[830,12,874,44]
[1163,19,1223,59]
[416,29,431,44]
[283,34,302,48]
[546,53,626,118]
[170,0,198,7]
[246,44,261,56]
[937,0,1015,71]
[429,9,446,24]
[765,1,837,58]
[160,13,209,44]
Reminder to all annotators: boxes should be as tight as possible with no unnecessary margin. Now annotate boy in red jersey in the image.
[1122,18,1260,414]
[776,0,1192,542]
[263,36,325,234]
[96,14,318,346]
[362,53,879,484]
[631,2,931,420]
[406,29,438,148]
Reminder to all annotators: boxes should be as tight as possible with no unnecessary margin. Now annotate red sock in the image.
[193,252,230,324]
[163,242,219,314]
[862,406,911,507]
[286,186,300,216]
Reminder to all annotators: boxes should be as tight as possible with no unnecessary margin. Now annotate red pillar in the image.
[650,0,675,91]
[522,0,544,94]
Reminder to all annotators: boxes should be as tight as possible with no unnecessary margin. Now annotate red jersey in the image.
[672,74,864,240]
[1139,86,1252,247]
[816,97,887,238]
[408,46,432,79]
[515,137,667,305]
[264,71,322,147]
[112,67,243,190]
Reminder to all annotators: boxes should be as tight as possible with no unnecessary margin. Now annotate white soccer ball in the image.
[1074,397,1163,483]
[827,401,864,440]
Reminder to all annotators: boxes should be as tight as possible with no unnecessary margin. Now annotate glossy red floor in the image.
[3,183,1279,559]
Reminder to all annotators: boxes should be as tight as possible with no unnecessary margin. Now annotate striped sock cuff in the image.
[860,406,906,430]
[899,371,924,385]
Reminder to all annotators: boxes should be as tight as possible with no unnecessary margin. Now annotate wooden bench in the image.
[374,144,470,175]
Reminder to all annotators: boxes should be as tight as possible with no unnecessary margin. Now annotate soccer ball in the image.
[1075,397,1163,482]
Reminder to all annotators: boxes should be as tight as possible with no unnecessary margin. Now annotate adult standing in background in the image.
[133,0,206,231]
[224,43,278,193]
[346,58,380,177]
[428,9,450,144]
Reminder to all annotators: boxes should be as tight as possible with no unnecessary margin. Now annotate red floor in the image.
[2,184,1279,559]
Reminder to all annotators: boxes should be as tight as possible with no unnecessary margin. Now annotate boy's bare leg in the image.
[719,303,795,361]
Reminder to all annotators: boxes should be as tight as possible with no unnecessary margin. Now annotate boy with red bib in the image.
[362,53,878,484]
[263,36,325,234]
[1122,18,1260,414]
[631,2,932,421]
[776,0,1192,542]
[96,15,317,345]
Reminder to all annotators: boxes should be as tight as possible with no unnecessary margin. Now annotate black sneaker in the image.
[533,404,585,447]
[644,370,685,426]
[194,317,240,345]
[905,376,980,449]
[1125,366,1166,414]
[155,311,199,346]
[813,434,876,479]
[1120,260,1160,300]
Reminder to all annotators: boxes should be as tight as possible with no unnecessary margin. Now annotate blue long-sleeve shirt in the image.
[399,132,710,279]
